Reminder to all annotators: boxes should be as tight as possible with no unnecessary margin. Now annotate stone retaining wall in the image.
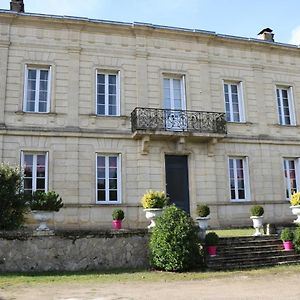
[0,229,150,273]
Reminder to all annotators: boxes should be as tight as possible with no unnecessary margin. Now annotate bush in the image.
[250,205,264,217]
[280,228,294,242]
[29,191,63,212]
[141,190,169,209]
[149,205,201,272]
[0,164,28,230]
[196,204,210,217]
[112,209,124,220]
[205,232,219,246]
[291,192,300,206]
[293,226,300,253]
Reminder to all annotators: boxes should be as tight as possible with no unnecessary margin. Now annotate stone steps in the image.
[206,235,300,270]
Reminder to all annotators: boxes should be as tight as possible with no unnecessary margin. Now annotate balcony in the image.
[131,107,227,141]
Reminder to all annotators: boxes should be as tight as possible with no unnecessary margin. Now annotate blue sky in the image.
[1,0,300,44]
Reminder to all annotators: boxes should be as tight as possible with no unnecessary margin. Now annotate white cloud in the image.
[289,26,300,45]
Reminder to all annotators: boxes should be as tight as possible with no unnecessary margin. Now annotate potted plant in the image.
[280,228,294,251]
[112,208,124,230]
[205,232,219,257]
[141,190,168,229]
[290,192,300,224]
[196,204,210,239]
[250,205,264,236]
[29,191,63,232]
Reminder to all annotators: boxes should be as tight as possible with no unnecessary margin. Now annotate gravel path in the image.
[1,272,300,300]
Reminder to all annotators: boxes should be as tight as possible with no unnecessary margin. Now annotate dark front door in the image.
[165,155,190,213]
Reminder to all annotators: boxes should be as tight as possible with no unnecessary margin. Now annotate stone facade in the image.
[0,7,299,229]
[0,230,149,272]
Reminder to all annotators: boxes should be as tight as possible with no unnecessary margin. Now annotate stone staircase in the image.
[206,235,300,270]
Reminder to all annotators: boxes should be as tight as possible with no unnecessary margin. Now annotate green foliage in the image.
[149,205,201,272]
[205,232,219,246]
[250,205,264,217]
[280,228,294,242]
[293,226,300,253]
[29,191,63,212]
[0,163,28,230]
[196,204,210,217]
[141,190,169,209]
[112,209,124,220]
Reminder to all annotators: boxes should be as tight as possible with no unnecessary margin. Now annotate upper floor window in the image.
[163,76,186,111]
[24,66,51,113]
[228,157,250,201]
[283,158,299,200]
[223,82,245,122]
[96,72,120,116]
[21,152,48,195]
[96,154,121,203]
[276,86,296,125]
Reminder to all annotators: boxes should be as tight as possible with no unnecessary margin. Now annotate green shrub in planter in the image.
[205,232,219,246]
[0,164,28,230]
[29,191,63,212]
[293,226,300,253]
[112,209,124,220]
[196,204,210,217]
[149,204,201,271]
[280,228,294,242]
[250,205,264,217]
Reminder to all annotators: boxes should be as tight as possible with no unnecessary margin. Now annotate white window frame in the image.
[276,86,296,126]
[95,154,121,204]
[23,65,51,113]
[228,156,250,202]
[223,81,245,123]
[95,70,120,116]
[163,76,186,110]
[283,158,300,200]
[21,152,48,194]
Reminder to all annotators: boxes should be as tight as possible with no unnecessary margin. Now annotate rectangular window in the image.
[228,157,250,201]
[96,154,121,203]
[21,152,48,195]
[163,77,186,110]
[276,86,296,125]
[24,66,51,113]
[96,72,120,116]
[224,82,244,122]
[283,158,299,199]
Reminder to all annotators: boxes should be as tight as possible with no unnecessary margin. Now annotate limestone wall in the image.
[0,230,149,273]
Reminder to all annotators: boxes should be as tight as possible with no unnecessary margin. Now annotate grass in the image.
[1,264,300,287]
[208,227,254,237]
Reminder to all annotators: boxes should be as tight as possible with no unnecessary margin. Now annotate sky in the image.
[1,0,300,45]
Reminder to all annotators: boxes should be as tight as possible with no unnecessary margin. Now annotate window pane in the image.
[98,190,106,201]
[36,179,45,189]
[97,156,105,168]
[108,75,116,84]
[109,190,118,201]
[97,74,105,84]
[109,106,116,115]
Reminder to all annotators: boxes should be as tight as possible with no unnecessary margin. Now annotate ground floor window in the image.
[96,154,121,203]
[228,157,250,201]
[283,158,299,200]
[21,152,48,195]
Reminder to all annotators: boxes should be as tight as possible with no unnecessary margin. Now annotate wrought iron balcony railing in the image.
[131,107,227,134]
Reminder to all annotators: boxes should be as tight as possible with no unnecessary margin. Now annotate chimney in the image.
[10,0,25,13]
[257,28,274,42]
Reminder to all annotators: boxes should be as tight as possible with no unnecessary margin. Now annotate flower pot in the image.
[196,216,210,240]
[290,205,300,224]
[283,240,293,251]
[250,215,264,236]
[144,208,163,229]
[32,210,53,232]
[207,245,217,257]
[112,220,122,230]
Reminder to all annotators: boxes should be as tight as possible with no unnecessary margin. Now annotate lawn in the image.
[1,264,300,287]
[208,227,255,237]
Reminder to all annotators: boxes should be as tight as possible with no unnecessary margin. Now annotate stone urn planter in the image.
[250,216,264,236]
[290,205,300,224]
[144,208,163,229]
[196,216,210,240]
[32,210,53,232]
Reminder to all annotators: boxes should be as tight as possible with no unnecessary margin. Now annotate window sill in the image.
[270,123,298,128]
[227,121,253,125]
[15,111,58,116]
[87,114,128,119]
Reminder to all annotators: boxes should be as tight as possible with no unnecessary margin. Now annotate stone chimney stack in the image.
[257,28,274,42]
[10,0,25,13]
